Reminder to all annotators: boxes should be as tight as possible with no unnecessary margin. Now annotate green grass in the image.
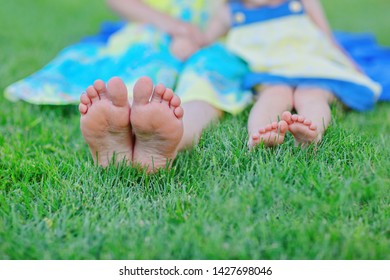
[0,0,389,260]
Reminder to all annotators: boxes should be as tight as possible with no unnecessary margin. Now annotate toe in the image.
[265,124,273,131]
[133,76,154,105]
[248,133,260,148]
[279,120,288,133]
[162,88,174,105]
[310,124,318,130]
[93,80,107,95]
[259,127,266,134]
[304,119,312,126]
[151,83,166,103]
[281,111,293,124]
[170,95,181,108]
[86,85,99,102]
[79,103,88,115]
[80,93,91,107]
[174,106,184,119]
[248,137,257,149]
[298,115,305,123]
[107,77,129,107]
[271,122,278,129]
[291,114,299,122]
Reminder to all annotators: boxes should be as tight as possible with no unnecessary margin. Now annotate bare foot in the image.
[131,77,184,172]
[282,111,319,146]
[79,77,133,167]
[248,120,288,148]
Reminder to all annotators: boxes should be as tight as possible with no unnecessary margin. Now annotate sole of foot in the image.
[79,77,133,167]
[282,111,319,146]
[131,76,184,173]
[248,120,288,148]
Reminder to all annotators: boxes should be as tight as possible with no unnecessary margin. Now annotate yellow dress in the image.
[226,0,381,111]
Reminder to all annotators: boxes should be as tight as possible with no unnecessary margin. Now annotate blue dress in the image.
[4,0,252,114]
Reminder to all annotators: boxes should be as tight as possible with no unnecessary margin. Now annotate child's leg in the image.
[179,101,222,150]
[283,87,334,145]
[247,85,293,148]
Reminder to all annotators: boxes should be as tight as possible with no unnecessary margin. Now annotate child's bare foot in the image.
[248,120,288,148]
[282,111,319,146]
[79,77,133,167]
[131,77,184,172]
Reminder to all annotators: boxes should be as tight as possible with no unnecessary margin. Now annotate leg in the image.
[178,101,222,151]
[283,87,334,145]
[247,85,293,148]
[79,77,133,167]
[131,77,184,173]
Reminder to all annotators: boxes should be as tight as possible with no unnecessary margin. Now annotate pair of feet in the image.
[79,77,319,171]
[249,112,319,148]
[79,76,184,172]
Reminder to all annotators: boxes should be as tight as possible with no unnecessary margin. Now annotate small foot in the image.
[282,111,319,146]
[248,120,288,148]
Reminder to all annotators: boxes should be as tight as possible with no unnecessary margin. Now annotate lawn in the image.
[0,0,389,259]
